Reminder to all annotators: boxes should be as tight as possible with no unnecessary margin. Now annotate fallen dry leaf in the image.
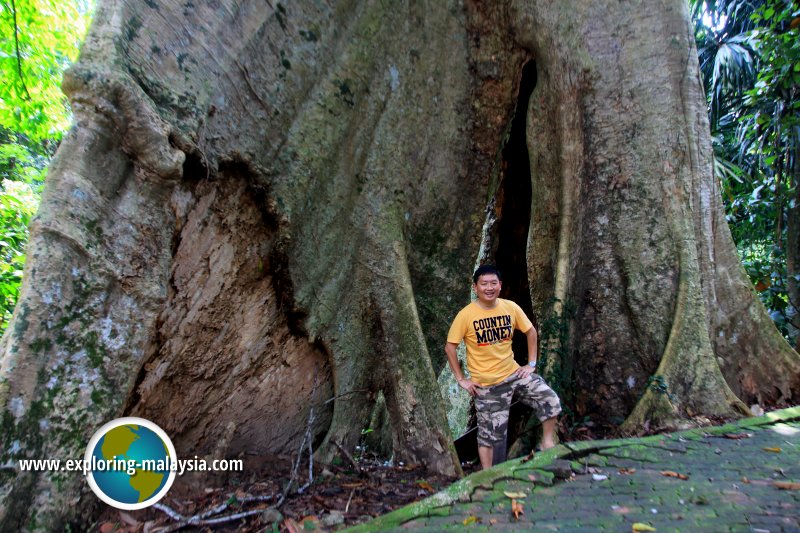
[489,518,498,525]
[283,518,301,533]
[511,499,524,520]
[632,523,657,532]
[99,523,116,533]
[416,480,434,492]
[619,467,637,475]
[504,491,527,499]
[762,447,782,453]
[300,515,320,526]
[660,471,689,480]
[742,477,750,484]
[463,515,480,525]
[521,451,535,463]
[773,481,800,490]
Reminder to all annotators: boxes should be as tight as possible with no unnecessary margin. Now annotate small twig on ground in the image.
[155,508,265,532]
[345,487,356,513]
[303,379,316,492]
[190,508,265,526]
[153,492,278,532]
[196,501,230,520]
[239,494,275,504]
[276,373,320,503]
[287,374,318,493]
[153,503,186,522]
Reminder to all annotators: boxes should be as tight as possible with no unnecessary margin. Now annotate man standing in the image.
[445,265,561,469]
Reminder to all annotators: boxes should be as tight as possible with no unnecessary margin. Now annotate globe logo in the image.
[84,417,177,510]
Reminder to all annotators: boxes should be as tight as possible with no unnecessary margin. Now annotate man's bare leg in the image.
[478,445,493,470]
[540,416,558,449]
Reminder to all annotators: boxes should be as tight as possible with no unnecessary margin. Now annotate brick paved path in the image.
[349,407,800,532]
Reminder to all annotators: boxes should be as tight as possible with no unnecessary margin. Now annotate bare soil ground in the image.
[95,452,477,532]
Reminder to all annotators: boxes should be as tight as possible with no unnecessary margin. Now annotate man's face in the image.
[473,273,501,305]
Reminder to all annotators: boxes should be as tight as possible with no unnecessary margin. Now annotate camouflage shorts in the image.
[474,372,561,448]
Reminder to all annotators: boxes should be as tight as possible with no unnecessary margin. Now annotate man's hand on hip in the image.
[457,378,479,396]
[514,364,535,378]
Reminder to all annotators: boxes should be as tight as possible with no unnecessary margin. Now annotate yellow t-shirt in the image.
[447,298,533,386]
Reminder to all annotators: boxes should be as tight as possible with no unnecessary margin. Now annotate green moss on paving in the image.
[511,467,554,485]
[425,506,451,518]
[602,443,665,463]
[344,407,800,532]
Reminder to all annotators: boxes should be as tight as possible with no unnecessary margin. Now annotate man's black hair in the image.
[473,264,502,284]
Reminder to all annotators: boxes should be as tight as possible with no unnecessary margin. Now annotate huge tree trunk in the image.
[513,0,799,430]
[1,0,798,529]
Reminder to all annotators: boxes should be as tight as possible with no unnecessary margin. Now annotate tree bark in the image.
[0,0,515,527]
[1,0,798,529]
[511,0,799,431]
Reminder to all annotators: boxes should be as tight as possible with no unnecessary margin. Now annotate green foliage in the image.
[0,0,92,145]
[0,178,36,331]
[0,0,93,336]
[691,0,800,343]
[645,375,676,402]
[0,136,47,186]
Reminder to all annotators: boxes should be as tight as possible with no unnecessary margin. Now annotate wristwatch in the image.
[528,361,537,368]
